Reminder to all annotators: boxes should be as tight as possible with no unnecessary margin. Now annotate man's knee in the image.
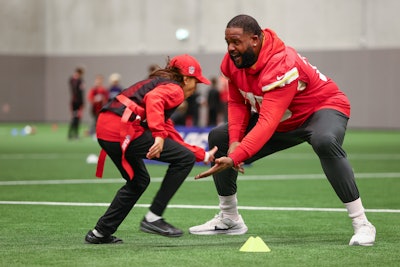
[208,124,228,148]
[310,134,346,157]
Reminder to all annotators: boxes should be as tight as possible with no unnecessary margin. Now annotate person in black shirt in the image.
[68,67,85,139]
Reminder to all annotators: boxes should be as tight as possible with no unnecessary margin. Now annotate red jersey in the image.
[221,29,351,166]
[96,78,207,162]
[88,86,109,115]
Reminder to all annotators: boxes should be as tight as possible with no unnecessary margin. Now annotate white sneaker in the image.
[349,219,376,246]
[189,213,248,235]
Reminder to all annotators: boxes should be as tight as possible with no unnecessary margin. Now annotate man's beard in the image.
[230,46,258,69]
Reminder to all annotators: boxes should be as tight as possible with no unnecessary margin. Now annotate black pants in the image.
[68,108,81,139]
[209,109,360,203]
[95,130,196,236]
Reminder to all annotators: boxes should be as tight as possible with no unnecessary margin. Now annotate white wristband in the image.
[203,151,210,163]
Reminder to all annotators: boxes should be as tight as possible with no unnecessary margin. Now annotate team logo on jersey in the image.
[262,67,299,92]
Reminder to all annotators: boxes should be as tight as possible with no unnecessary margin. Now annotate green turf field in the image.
[0,123,399,267]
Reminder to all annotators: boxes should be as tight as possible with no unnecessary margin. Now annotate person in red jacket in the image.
[190,15,376,246]
[87,75,109,136]
[85,54,215,244]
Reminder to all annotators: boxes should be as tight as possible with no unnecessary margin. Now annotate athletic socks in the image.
[92,229,104,238]
[344,198,368,221]
[219,193,239,221]
[145,210,162,222]
[92,211,162,237]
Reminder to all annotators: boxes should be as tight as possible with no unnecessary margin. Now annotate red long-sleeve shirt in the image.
[96,82,207,162]
[88,86,109,115]
[222,29,350,166]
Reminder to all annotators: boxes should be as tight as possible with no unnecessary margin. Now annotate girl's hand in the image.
[147,137,164,159]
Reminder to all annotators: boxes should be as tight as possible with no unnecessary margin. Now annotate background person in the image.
[189,14,376,247]
[67,67,85,140]
[207,76,221,126]
[108,73,123,99]
[185,91,201,127]
[87,74,109,136]
[85,54,215,244]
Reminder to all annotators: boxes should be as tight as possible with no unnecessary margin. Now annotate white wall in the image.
[0,0,46,54]
[1,0,400,128]
[0,0,399,55]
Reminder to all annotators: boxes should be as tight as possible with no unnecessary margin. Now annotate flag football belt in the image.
[96,94,145,180]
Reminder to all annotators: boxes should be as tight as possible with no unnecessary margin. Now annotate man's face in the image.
[225,27,258,69]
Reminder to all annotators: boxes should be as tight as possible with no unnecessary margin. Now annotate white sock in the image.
[219,193,239,220]
[344,198,367,221]
[145,211,162,222]
[92,229,104,238]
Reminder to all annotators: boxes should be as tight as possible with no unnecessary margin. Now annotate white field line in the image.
[1,153,400,160]
[0,201,399,213]
[1,172,400,186]
[1,173,399,214]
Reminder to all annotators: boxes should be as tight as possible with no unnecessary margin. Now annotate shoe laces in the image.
[353,220,374,235]
[206,213,223,224]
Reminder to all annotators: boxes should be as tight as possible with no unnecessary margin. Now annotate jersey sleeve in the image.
[164,119,206,162]
[227,79,251,144]
[144,84,184,139]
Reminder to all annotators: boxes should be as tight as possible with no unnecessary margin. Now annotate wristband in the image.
[203,152,210,163]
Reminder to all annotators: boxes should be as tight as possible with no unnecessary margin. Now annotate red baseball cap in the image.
[169,54,211,85]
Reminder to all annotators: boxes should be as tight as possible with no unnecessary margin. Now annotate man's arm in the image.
[229,83,298,166]
[227,80,251,144]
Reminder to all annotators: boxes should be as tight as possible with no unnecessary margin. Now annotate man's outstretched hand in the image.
[195,156,244,179]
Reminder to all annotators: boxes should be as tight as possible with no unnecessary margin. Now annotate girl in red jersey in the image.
[85,54,215,244]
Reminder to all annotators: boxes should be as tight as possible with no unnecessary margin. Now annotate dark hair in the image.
[148,64,160,74]
[210,77,218,86]
[75,67,84,75]
[226,14,262,37]
[148,58,184,84]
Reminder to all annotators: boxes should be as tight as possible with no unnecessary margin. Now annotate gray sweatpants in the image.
[209,109,360,203]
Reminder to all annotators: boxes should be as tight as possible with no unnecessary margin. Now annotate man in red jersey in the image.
[189,15,376,246]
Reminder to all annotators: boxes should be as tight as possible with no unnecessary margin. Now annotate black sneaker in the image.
[84,230,123,244]
[140,218,183,237]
